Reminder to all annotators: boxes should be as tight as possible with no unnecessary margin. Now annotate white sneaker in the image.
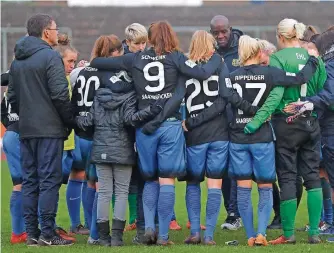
[221,217,243,230]
[87,237,99,245]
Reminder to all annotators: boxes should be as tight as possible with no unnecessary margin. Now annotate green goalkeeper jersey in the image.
[270,47,327,114]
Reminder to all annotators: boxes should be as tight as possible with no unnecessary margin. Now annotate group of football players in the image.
[2,13,334,247]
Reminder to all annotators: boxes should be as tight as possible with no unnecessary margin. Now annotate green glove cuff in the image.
[244,118,262,134]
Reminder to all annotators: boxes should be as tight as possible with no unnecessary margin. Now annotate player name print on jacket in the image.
[235,75,265,81]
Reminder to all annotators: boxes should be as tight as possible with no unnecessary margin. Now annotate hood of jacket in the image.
[217,28,243,56]
[122,40,132,54]
[14,36,51,60]
[323,44,334,63]
[95,86,136,110]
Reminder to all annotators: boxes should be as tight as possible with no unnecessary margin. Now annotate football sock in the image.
[143,181,159,231]
[10,190,25,235]
[171,210,176,221]
[85,186,96,229]
[321,178,333,224]
[272,183,281,216]
[230,179,240,217]
[296,178,303,209]
[237,187,255,239]
[112,194,115,212]
[81,181,89,228]
[321,208,324,222]
[257,187,273,236]
[66,179,83,229]
[136,188,145,230]
[155,208,159,228]
[158,185,175,241]
[128,194,137,224]
[307,188,323,236]
[281,199,297,238]
[186,183,201,235]
[90,192,99,240]
[204,188,222,240]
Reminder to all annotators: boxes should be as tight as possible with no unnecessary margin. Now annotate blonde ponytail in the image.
[277,18,306,40]
[294,22,307,40]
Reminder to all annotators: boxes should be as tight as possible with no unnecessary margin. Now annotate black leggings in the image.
[272,175,304,216]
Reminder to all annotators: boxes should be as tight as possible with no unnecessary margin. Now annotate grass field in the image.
[1,160,334,252]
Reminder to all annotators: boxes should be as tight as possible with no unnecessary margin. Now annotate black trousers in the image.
[21,138,63,239]
[272,175,304,216]
[272,116,321,202]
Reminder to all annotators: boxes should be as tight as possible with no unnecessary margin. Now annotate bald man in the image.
[210,15,243,231]
[210,15,243,72]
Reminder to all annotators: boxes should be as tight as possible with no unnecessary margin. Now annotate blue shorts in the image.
[72,136,97,182]
[62,139,82,183]
[3,131,22,186]
[186,141,229,182]
[229,142,276,183]
[136,121,186,181]
[72,135,91,170]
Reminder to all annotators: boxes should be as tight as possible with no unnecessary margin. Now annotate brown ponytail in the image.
[90,34,123,61]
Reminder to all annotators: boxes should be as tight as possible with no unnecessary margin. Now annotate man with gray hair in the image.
[7,13,74,246]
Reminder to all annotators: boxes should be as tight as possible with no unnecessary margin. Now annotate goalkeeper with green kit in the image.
[245,18,327,245]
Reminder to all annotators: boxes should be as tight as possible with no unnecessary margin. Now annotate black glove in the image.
[64,127,72,140]
[150,98,168,115]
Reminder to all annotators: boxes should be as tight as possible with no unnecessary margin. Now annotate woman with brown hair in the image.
[90,21,223,246]
[73,34,162,246]
[71,34,124,246]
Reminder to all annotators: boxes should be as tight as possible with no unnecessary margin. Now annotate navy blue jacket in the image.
[7,36,74,139]
[307,48,334,136]
[307,50,334,112]
[216,29,243,72]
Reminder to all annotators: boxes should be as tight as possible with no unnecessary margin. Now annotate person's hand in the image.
[150,98,167,115]
[182,120,188,132]
[307,48,319,58]
[283,103,299,114]
[283,101,313,114]
[77,60,89,68]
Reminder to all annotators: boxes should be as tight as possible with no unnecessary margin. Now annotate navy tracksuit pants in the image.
[20,138,63,239]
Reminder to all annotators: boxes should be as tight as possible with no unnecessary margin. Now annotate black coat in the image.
[76,84,163,165]
[7,36,74,139]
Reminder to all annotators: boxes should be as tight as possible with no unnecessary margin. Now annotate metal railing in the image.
[1,27,73,72]
[172,25,277,39]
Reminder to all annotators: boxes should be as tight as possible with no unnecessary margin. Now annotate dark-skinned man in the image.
[210,15,243,231]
